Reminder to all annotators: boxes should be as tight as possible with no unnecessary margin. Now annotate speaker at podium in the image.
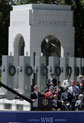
[32,97,53,111]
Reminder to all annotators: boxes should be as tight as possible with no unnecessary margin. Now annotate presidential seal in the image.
[42,99,48,106]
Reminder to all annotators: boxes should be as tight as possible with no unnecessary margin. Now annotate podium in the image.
[32,98,53,111]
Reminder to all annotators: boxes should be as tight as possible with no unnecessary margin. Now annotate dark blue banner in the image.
[0,111,84,123]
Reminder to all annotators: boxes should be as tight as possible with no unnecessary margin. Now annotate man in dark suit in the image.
[31,85,44,100]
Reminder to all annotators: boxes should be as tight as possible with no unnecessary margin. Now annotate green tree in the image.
[0,0,11,65]
[64,0,84,57]
[64,0,73,5]
[74,2,84,57]
[15,0,64,4]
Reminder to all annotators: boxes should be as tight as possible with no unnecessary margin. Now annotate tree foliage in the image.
[14,0,64,4]
[74,2,84,57]
[0,0,12,65]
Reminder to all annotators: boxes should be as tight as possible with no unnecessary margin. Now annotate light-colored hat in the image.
[78,94,83,100]
[79,75,83,78]
[53,94,57,97]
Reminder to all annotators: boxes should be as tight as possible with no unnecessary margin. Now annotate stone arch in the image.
[13,34,25,65]
[41,35,61,57]
[13,34,25,88]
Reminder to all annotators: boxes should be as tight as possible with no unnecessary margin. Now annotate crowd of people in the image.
[31,74,84,111]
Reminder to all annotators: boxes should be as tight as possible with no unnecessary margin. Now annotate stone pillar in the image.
[48,56,60,81]
[1,55,15,99]
[60,57,66,83]
[35,56,47,93]
[76,58,81,81]
[69,57,75,81]
[19,56,32,98]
